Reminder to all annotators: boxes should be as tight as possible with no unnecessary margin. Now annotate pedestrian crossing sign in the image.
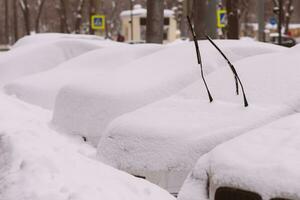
[91,15,105,30]
[217,10,227,28]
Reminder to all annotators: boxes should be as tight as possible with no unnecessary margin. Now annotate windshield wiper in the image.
[187,16,213,103]
[205,35,249,107]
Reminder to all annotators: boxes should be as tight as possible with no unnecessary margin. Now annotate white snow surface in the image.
[4,44,162,109]
[12,33,120,49]
[51,40,284,145]
[0,38,107,86]
[120,5,174,17]
[97,45,300,180]
[178,113,300,200]
[0,94,175,200]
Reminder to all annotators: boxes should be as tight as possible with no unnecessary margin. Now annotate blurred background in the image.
[0,0,299,47]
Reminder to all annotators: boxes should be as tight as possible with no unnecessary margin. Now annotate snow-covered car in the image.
[11,33,121,49]
[0,37,109,86]
[51,40,284,146]
[178,113,300,200]
[0,94,175,200]
[4,44,162,109]
[269,33,296,48]
[97,45,300,194]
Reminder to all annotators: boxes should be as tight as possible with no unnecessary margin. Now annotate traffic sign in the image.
[91,15,105,30]
[269,17,277,26]
[217,9,227,28]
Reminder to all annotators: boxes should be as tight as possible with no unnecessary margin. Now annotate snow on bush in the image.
[0,94,175,200]
[4,44,162,109]
[51,40,283,146]
[178,113,300,200]
[97,45,300,192]
[0,38,106,86]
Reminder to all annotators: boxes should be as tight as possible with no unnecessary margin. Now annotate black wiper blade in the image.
[187,16,213,103]
[205,35,249,107]
[205,35,239,95]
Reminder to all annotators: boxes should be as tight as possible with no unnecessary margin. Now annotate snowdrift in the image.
[0,39,105,86]
[51,40,284,145]
[0,94,175,200]
[12,33,122,49]
[5,44,162,109]
[97,45,300,193]
[178,114,300,200]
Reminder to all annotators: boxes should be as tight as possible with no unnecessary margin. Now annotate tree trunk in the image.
[192,0,206,40]
[284,0,294,35]
[4,0,9,44]
[13,0,19,42]
[146,0,164,44]
[19,0,31,35]
[89,0,96,34]
[226,0,239,39]
[35,0,47,33]
[74,0,85,34]
[56,0,70,33]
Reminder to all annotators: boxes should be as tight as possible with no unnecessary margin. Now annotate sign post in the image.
[217,9,227,28]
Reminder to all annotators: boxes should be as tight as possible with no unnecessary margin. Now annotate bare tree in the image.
[146,0,164,43]
[35,0,47,33]
[284,0,294,34]
[4,0,9,43]
[19,0,31,35]
[226,0,239,39]
[13,0,19,42]
[88,0,96,34]
[192,0,206,39]
[56,0,70,33]
[74,0,85,33]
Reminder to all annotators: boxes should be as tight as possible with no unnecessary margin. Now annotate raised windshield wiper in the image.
[205,35,249,107]
[187,16,213,103]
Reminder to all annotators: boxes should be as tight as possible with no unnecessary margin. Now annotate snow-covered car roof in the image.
[50,40,283,146]
[4,44,163,109]
[0,38,104,86]
[96,45,300,192]
[178,113,300,200]
[12,33,123,49]
[0,94,175,200]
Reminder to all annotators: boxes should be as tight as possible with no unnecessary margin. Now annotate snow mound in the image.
[0,39,103,86]
[178,113,300,200]
[51,40,284,145]
[4,44,162,109]
[12,33,123,49]
[97,46,299,192]
[0,94,175,200]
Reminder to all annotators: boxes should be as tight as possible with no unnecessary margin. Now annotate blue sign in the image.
[269,17,277,26]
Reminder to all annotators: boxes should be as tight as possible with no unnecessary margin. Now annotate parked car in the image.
[97,46,300,195]
[269,33,296,47]
[178,113,300,200]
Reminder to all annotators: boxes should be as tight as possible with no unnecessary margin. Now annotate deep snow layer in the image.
[97,45,300,182]
[51,40,284,145]
[0,94,175,200]
[12,33,119,49]
[0,39,103,86]
[5,44,162,109]
[178,113,300,200]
